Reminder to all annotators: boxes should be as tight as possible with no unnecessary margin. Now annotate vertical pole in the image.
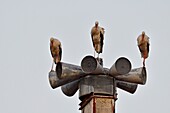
[79,58,117,113]
[79,94,117,113]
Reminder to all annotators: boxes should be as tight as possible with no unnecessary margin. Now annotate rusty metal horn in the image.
[48,62,87,89]
[116,80,138,94]
[48,70,65,89]
[61,80,80,97]
[109,57,132,76]
[115,67,147,85]
[56,62,87,79]
[81,55,104,74]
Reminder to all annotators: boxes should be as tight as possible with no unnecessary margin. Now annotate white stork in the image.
[50,37,62,71]
[91,21,105,58]
[137,31,150,67]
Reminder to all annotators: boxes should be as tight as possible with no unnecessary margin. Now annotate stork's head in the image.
[50,37,54,43]
[142,31,145,36]
[95,21,99,27]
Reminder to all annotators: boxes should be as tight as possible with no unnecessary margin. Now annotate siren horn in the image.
[115,67,147,85]
[109,57,132,76]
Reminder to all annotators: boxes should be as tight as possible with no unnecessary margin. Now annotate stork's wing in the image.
[138,45,143,53]
[91,28,95,47]
[59,45,62,61]
[99,31,104,53]
[147,42,149,53]
[146,36,150,53]
[50,43,54,58]
[91,35,95,48]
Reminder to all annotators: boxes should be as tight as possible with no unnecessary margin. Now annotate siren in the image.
[61,80,80,96]
[115,67,147,85]
[56,62,86,79]
[49,70,65,89]
[116,80,138,94]
[109,57,132,76]
[81,55,104,74]
[48,62,87,89]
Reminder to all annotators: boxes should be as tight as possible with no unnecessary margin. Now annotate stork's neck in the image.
[142,34,145,41]
[51,41,53,44]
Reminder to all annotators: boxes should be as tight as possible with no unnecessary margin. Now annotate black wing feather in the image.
[147,42,149,53]
[59,45,62,61]
[99,31,104,53]
[138,45,143,53]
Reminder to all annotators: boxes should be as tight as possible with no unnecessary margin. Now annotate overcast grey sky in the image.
[0,0,170,113]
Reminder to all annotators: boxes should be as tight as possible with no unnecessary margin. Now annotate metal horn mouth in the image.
[109,57,132,76]
[81,55,97,73]
[115,57,132,75]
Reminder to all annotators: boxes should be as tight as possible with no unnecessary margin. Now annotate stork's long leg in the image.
[51,61,54,71]
[143,58,145,67]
